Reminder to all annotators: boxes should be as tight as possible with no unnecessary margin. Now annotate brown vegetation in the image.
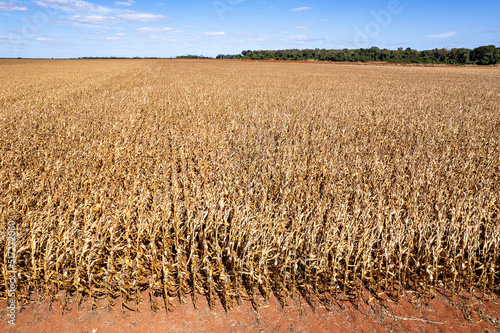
[0,59,499,316]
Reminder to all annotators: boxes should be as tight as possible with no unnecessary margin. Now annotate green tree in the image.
[472,45,495,64]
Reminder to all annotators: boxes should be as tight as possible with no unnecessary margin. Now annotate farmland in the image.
[0,59,499,324]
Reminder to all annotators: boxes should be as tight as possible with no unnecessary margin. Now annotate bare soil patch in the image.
[2,290,499,333]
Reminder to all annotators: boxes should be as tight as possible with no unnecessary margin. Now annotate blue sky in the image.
[0,0,499,58]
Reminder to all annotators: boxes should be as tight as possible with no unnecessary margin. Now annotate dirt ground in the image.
[1,289,499,333]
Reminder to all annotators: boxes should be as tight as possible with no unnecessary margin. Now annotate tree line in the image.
[176,55,213,59]
[217,45,500,65]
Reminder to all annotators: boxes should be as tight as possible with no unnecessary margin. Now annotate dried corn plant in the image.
[0,59,499,312]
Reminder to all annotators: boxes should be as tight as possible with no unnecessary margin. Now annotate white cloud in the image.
[202,31,226,36]
[294,26,308,29]
[114,1,132,6]
[35,0,108,13]
[68,15,118,25]
[425,31,457,39]
[292,7,311,12]
[115,33,125,36]
[232,32,255,39]
[105,36,120,40]
[12,29,37,34]
[136,27,172,33]
[35,0,166,26]
[65,10,166,26]
[0,35,15,40]
[116,12,166,22]
[288,34,308,40]
[287,34,324,44]
[0,1,27,11]
[36,37,48,41]
[84,30,108,35]
[145,35,176,42]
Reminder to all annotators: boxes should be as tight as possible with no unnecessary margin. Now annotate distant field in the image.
[0,59,499,314]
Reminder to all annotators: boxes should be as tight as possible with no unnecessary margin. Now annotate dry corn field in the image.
[1,59,499,313]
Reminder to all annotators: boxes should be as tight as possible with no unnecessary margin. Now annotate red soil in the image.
[2,290,499,333]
